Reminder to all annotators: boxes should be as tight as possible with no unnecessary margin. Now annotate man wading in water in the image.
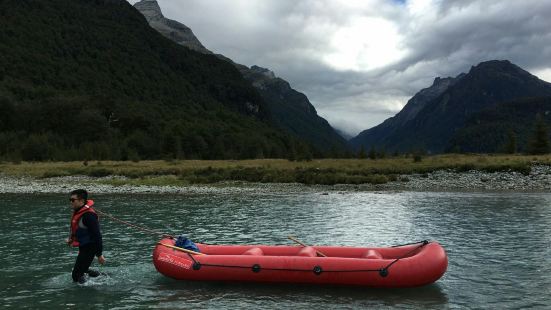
[67,189,106,284]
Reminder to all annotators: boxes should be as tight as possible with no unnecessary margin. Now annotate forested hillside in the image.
[0,0,310,161]
[450,97,551,153]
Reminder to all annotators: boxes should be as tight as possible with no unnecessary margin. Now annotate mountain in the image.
[351,75,464,151]
[133,0,349,154]
[351,60,551,153]
[0,0,309,161]
[239,65,349,154]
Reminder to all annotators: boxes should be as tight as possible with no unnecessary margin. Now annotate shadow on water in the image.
[151,278,449,308]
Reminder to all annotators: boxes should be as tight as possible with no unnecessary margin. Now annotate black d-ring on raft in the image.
[379,268,388,277]
[192,262,202,270]
[313,265,323,275]
[252,264,261,273]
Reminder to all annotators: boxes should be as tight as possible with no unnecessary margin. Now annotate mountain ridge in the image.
[351,60,551,153]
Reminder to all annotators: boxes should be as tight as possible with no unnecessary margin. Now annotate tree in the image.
[0,97,15,131]
[504,129,517,154]
[368,146,376,160]
[377,148,387,159]
[21,134,50,161]
[527,114,550,155]
[412,147,427,163]
[358,145,367,159]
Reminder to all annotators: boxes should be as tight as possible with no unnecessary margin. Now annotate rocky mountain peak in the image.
[428,76,457,93]
[470,59,513,71]
[468,60,535,80]
[134,0,163,22]
[394,73,463,124]
[250,65,276,79]
[133,0,210,53]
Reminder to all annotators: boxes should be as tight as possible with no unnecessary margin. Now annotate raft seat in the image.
[297,246,317,257]
[242,247,264,256]
[361,249,383,259]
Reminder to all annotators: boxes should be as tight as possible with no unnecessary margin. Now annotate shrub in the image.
[87,168,113,177]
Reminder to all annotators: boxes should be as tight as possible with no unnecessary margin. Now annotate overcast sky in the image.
[128,0,551,136]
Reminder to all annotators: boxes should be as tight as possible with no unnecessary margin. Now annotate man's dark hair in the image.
[70,189,88,201]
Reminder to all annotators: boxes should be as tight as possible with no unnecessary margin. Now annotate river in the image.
[1,187,550,309]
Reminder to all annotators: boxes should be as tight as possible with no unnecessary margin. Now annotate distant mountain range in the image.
[134,0,349,154]
[1,0,549,161]
[351,60,551,153]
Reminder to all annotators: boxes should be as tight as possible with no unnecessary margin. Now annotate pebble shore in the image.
[1,165,550,194]
[368,164,551,192]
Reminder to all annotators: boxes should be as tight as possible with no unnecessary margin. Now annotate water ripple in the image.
[1,190,550,309]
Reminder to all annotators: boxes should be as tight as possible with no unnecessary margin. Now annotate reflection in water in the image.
[152,279,448,309]
[1,189,550,309]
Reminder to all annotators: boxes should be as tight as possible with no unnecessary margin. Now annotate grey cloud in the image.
[129,0,551,136]
[396,1,551,76]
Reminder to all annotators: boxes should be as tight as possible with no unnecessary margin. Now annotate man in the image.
[67,189,106,284]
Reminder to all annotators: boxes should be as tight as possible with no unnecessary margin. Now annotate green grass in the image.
[1,154,550,186]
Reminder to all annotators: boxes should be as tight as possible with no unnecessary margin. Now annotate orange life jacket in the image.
[69,200,97,247]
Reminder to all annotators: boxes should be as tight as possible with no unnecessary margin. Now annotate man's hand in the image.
[97,255,106,265]
[65,238,73,246]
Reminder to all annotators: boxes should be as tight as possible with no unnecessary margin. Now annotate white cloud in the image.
[129,0,551,136]
[533,68,551,83]
[323,17,407,71]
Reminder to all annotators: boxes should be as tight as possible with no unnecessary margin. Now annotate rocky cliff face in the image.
[241,65,316,115]
[133,0,348,153]
[134,0,210,53]
[398,75,464,124]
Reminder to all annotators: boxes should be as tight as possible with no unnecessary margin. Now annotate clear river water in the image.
[1,186,550,309]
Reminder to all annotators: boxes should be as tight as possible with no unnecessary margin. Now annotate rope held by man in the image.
[94,208,174,239]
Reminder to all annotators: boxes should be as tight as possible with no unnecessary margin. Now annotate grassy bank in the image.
[1,154,550,186]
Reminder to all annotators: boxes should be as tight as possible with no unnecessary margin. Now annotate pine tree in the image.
[527,114,550,155]
[377,148,387,159]
[504,129,517,154]
[368,146,377,160]
[358,145,367,159]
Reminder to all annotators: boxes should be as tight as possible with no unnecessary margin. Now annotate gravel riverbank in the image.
[367,164,551,192]
[1,165,551,194]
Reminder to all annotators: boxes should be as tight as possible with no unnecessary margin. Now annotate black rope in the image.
[94,208,174,239]
[199,263,308,272]
[383,240,429,271]
[197,263,382,273]
[391,240,429,248]
[185,240,431,275]
[186,252,198,264]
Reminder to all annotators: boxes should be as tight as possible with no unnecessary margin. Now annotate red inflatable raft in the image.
[153,238,447,288]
